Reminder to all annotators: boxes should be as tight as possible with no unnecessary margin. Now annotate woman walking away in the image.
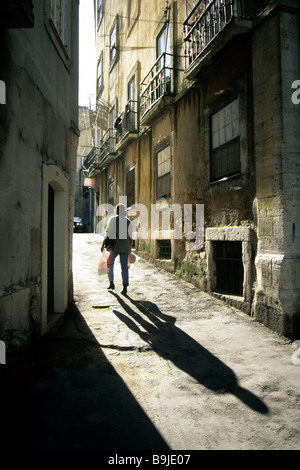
[101,204,132,295]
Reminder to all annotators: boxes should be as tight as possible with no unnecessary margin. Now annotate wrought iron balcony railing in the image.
[82,147,97,176]
[115,100,139,145]
[98,128,117,163]
[140,53,174,120]
[183,0,252,77]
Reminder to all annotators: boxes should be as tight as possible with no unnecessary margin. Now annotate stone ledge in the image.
[206,226,253,242]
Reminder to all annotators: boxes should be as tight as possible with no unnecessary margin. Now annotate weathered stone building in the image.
[0,0,79,341]
[87,0,300,339]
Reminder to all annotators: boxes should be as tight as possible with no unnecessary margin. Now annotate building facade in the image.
[76,106,96,232]
[87,0,300,339]
[0,0,79,341]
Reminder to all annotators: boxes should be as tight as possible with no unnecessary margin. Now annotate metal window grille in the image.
[158,240,172,259]
[213,241,243,296]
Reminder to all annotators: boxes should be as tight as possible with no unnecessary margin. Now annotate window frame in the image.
[49,0,67,47]
[109,15,119,71]
[210,96,241,183]
[97,0,103,30]
[126,163,136,208]
[155,139,171,201]
[97,52,103,98]
[108,177,115,207]
[127,74,137,132]
[127,0,140,36]
[45,0,70,69]
[213,240,244,296]
[128,75,136,105]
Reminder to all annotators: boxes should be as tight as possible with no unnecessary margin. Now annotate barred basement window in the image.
[213,241,243,296]
[158,240,171,260]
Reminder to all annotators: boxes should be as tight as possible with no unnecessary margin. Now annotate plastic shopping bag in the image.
[128,253,136,269]
[98,250,109,276]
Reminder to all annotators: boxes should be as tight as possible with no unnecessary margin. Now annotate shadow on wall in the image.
[111,293,269,415]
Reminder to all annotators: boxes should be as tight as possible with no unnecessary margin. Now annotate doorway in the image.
[47,185,55,314]
[42,165,69,334]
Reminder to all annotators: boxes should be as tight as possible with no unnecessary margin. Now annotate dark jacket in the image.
[104,215,132,254]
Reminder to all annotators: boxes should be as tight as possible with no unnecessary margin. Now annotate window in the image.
[214,241,243,296]
[211,98,240,182]
[126,164,135,208]
[108,106,117,153]
[49,0,67,46]
[128,75,136,106]
[157,240,171,259]
[97,127,101,148]
[156,23,171,94]
[109,106,116,130]
[97,0,103,29]
[127,75,137,131]
[110,16,119,69]
[97,53,103,97]
[46,0,70,68]
[108,177,114,207]
[157,23,170,62]
[127,0,140,34]
[156,144,171,200]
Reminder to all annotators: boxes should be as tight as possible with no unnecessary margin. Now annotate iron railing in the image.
[115,100,139,144]
[140,52,174,119]
[83,147,96,175]
[98,128,117,163]
[183,0,235,66]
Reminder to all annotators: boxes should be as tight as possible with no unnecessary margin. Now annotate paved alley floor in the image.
[5,233,299,452]
[72,235,300,449]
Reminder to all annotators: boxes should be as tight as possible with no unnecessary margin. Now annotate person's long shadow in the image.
[110,292,269,415]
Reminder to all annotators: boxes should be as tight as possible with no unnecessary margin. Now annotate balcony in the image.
[183,0,253,80]
[82,128,118,175]
[82,147,97,177]
[140,53,175,124]
[115,100,139,151]
[98,128,117,166]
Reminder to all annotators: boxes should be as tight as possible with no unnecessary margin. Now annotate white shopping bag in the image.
[98,250,109,276]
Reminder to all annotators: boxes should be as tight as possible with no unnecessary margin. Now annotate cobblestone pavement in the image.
[6,234,299,451]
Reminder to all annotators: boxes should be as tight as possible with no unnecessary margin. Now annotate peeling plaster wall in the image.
[0,0,79,338]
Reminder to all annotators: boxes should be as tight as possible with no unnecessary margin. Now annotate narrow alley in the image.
[1,0,299,459]
[5,233,299,452]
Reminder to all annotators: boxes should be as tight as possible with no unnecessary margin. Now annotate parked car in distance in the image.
[73,217,87,233]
